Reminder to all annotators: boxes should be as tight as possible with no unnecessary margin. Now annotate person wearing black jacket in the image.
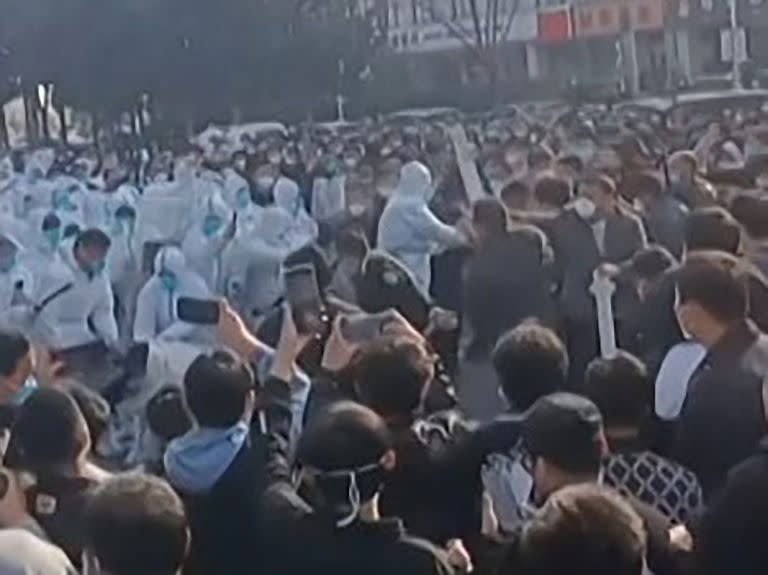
[548,174,647,387]
[459,198,558,421]
[10,387,111,565]
[694,437,768,575]
[0,333,36,445]
[225,302,457,575]
[673,257,768,500]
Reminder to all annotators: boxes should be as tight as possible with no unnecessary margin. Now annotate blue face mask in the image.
[236,188,251,209]
[0,252,17,274]
[44,227,62,249]
[111,219,124,236]
[53,193,77,213]
[203,216,223,238]
[160,271,178,292]
[10,377,38,406]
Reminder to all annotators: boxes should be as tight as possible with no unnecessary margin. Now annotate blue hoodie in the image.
[164,422,249,494]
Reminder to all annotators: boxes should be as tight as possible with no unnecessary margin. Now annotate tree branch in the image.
[414,0,484,59]
[470,0,485,49]
[499,0,521,45]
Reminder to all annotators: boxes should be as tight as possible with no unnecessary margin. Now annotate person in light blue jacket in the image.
[377,161,467,296]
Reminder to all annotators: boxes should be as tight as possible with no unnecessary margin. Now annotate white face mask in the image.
[572,197,597,220]
[349,203,366,217]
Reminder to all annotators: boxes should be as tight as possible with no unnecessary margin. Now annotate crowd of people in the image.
[0,98,767,575]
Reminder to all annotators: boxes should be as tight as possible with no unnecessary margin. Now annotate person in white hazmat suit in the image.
[377,161,467,296]
[107,204,142,340]
[49,182,86,232]
[22,210,65,277]
[181,193,236,292]
[31,228,118,354]
[133,246,211,343]
[273,177,319,249]
[0,234,35,330]
[220,205,296,319]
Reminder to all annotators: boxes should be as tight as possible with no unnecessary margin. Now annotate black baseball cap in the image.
[521,393,605,473]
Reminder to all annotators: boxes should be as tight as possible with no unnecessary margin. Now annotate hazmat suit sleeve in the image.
[408,205,466,251]
[90,280,119,348]
[133,283,159,343]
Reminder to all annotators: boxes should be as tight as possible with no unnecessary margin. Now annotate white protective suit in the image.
[107,208,142,341]
[133,246,211,343]
[83,183,140,233]
[181,193,233,291]
[23,209,65,275]
[32,243,118,351]
[311,174,346,223]
[49,179,86,232]
[136,180,193,246]
[273,177,318,249]
[377,161,466,295]
[220,207,295,317]
[0,235,34,330]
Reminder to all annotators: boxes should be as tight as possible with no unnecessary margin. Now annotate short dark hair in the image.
[297,401,392,510]
[534,177,571,208]
[528,146,554,169]
[12,388,90,470]
[115,205,137,220]
[183,351,254,428]
[492,323,568,411]
[0,332,30,377]
[730,194,768,240]
[584,352,651,429]
[74,228,111,252]
[353,337,433,418]
[580,173,617,197]
[500,180,531,204]
[628,245,677,282]
[556,155,584,173]
[685,207,741,254]
[675,256,748,323]
[41,213,61,231]
[473,197,508,233]
[519,484,646,575]
[84,474,189,575]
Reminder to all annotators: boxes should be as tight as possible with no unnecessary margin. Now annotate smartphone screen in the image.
[339,312,390,343]
[284,264,325,334]
[177,297,221,325]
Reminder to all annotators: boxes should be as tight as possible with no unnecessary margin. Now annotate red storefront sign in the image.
[573,4,622,38]
[573,0,665,38]
[537,7,572,44]
[630,0,665,30]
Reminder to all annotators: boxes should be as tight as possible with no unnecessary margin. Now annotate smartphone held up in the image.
[283,264,328,335]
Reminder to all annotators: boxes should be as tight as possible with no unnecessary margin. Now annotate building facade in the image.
[373,0,751,106]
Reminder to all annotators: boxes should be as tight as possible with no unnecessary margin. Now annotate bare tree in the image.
[418,0,520,102]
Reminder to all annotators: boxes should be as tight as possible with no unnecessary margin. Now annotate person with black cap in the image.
[496,393,682,575]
